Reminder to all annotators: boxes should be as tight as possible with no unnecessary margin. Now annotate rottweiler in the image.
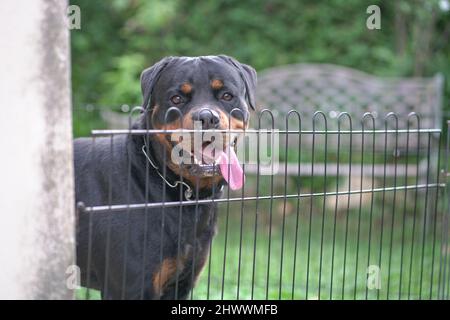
[74,55,257,299]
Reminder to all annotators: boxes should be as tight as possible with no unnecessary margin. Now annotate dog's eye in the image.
[170,95,183,105]
[221,92,233,101]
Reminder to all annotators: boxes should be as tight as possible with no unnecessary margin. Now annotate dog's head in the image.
[139,55,257,190]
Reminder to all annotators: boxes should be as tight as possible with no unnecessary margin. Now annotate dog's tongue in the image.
[218,146,245,190]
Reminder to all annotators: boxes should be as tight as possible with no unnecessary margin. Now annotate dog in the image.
[74,55,257,299]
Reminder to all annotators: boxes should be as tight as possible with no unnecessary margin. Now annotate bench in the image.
[250,63,444,178]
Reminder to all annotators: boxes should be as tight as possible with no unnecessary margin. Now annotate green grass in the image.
[191,196,446,300]
[76,189,448,300]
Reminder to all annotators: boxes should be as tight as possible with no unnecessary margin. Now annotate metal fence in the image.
[75,110,449,300]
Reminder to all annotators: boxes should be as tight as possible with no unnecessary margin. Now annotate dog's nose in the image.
[192,109,221,129]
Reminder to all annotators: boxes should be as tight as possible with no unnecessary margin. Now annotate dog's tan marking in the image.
[153,258,184,295]
[181,83,193,95]
[211,79,223,90]
[218,110,248,131]
[230,116,247,130]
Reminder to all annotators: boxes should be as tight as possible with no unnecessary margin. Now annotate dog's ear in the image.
[140,57,174,110]
[218,55,257,110]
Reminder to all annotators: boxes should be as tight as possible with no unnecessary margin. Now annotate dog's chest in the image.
[152,204,217,297]
[178,204,217,270]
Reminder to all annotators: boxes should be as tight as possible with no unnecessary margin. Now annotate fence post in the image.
[0,0,74,299]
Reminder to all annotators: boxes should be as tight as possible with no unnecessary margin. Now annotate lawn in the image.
[76,185,449,300]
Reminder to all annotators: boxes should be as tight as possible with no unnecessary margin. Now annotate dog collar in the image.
[141,143,194,200]
[141,140,224,201]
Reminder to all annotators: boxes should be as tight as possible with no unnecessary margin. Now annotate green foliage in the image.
[71,0,450,120]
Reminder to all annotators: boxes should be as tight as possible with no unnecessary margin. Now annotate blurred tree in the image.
[70,0,449,134]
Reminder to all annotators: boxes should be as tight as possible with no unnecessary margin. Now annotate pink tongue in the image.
[218,146,245,190]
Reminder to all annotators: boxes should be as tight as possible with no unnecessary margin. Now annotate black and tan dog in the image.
[74,55,256,299]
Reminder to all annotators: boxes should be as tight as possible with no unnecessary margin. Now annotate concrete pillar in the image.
[0,0,74,299]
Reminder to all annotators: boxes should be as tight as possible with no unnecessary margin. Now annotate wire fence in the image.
[75,110,449,300]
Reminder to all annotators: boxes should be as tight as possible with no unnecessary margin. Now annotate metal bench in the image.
[251,63,444,178]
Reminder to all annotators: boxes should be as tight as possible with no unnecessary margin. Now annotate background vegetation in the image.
[71,0,449,137]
